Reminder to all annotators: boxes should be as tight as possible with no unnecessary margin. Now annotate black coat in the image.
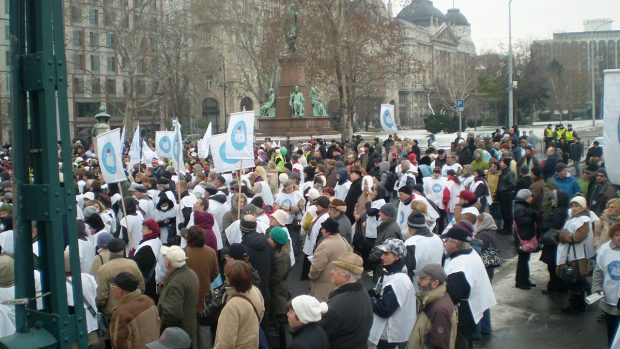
[318,281,373,349]
[513,199,536,241]
[344,178,363,224]
[289,323,330,349]
[241,232,277,302]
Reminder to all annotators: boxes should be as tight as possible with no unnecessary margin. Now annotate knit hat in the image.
[0,254,14,287]
[329,199,347,213]
[501,158,512,167]
[407,212,427,228]
[161,245,187,266]
[458,190,476,203]
[143,219,160,236]
[544,178,557,190]
[597,168,608,178]
[376,238,407,258]
[306,188,320,201]
[96,232,114,249]
[242,204,258,215]
[570,196,587,209]
[555,162,567,173]
[204,183,218,195]
[270,209,288,226]
[379,204,396,217]
[146,327,192,349]
[291,295,328,324]
[398,186,412,195]
[331,252,364,275]
[83,192,95,201]
[314,196,330,209]
[107,238,126,253]
[278,173,289,183]
[321,218,340,234]
[111,272,139,292]
[442,226,471,242]
[224,243,249,260]
[250,196,264,209]
[516,189,532,201]
[269,227,289,246]
[240,215,257,233]
[413,183,424,194]
[416,263,447,283]
[519,165,530,175]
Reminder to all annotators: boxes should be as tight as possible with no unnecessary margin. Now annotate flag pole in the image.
[118,184,131,248]
[237,165,242,220]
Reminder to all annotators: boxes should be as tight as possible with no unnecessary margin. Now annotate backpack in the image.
[383,171,397,193]
[403,244,417,279]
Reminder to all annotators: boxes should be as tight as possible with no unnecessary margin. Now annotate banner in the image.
[197,122,212,159]
[172,122,184,174]
[156,131,175,159]
[142,140,157,167]
[96,128,126,184]
[379,104,398,133]
[128,125,141,166]
[210,133,254,173]
[603,69,620,184]
[225,111,255,159]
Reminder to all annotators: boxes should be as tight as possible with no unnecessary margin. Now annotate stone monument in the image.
[256,0,337,137]
[91,106,111,150]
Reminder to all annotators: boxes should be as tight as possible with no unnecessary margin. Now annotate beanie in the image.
[107,238,126,253]
[96,232,114,249]
[240,215,257,234]
[269,227,289,246]
[379,204,396,218]
[407,212,427,228]
[291,295,328,324]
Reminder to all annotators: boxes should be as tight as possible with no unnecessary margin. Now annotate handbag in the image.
[540,228,560,246]
[514,221,539,253]
[352,219,366,253]
[198,285,226,326]
[480,246,502,268]
[558,243,579,283]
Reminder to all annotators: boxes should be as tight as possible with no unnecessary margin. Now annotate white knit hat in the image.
[291,295,328,324]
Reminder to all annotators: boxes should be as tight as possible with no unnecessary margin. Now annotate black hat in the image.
[441,226,471,242]
[413,183,424,194]
[224,243,249,260]
[314,196,330,209]
[474,168,486,177]
[555,162,567,173]
[157,177,169,185]
[112,272,139,292]
[240,215,257,233]
[501,158,512,167]
[321,218,340,234]
[379,204,396,217]
[250,196,264,208]
[84,213,105,231]
[398,186,412,195]
[216,175,226,184]
[407,212,427,228]
[519,165,530,175]
[107,238,126,253]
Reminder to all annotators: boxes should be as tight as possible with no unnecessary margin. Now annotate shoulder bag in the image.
[514,221,539,253]
[558,243,579,283]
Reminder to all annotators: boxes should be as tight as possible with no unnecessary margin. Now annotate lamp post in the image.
[507,0,514,128]
[589,20,614,127]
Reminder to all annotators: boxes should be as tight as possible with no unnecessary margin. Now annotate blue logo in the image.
[383,110,394,129]
[101,142,117,174]
[159,136,171,154]
[282,199,293,207]
[398,209,405,225]
[432,183,442,193]
[608,261,620,281]
[219,142,239,165]
[231,121,247,151]
[173,132,180,160]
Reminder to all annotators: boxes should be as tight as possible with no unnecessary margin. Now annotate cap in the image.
[329,199,347,213]
[376,238,407,258]
[306,188,320,201]
[83,192,95,201]
[331,252,364,275]
[442,226,471,242]
[146,327,192,349]
[224,243,248,260]
[407,212,427,228]
[270,209,288,226]
[107,238,126,253]
[129,182,147,193]
[398,186,412,195]
[458,190,476,203]
[143,219,160,236]
[321,218,339,234]
[379,204,396,217]
[416,263,447,283]
[269,227,289,246]
[240,214,257,233]
[242,204,258,215]
[291,295,328,324]
[570,196,587,209]
[96,232,113,249]
[204,183,218,194]
[112,272,139,292]
[161,245,187,266]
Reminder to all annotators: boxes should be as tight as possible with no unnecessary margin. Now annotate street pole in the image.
[507,0,514,128]
[458,109,462,133]
[222,57,228,132]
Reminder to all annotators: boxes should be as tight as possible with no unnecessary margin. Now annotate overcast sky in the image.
[391,0,620,53]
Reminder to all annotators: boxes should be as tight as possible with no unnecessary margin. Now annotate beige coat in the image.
[214,285,265,349]
[110,290,160,349]
[95,255,145,318]
[309,234,352,302]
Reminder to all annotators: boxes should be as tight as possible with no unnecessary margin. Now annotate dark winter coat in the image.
[345,178,363,224]
[540,191,569,265]
[513,199,536,244]
[289,323,330,349]
[241,231,278,302]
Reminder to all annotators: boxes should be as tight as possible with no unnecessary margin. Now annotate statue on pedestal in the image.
[286,1,298,54]
[259,88,276,118]
[91,106,111,149]
[311,86,328,117]
[290,85,305,117]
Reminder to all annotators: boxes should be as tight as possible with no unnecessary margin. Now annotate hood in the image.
[379,161,390,173]
[241,232,269,251]
[556,190,569,208]
[475,212,497,233]
[337,169,349,185]
[194,211,214,228]
[210,193,228,204]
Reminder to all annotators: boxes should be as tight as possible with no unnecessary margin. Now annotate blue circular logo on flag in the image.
[231,121,247,151]
[608,261,620,281]
[173,133,180,160]
[101,142,117,174]
[219,142,239,165]
[383,109,394,129]
[432,183,442,193]
[159,136,171,153]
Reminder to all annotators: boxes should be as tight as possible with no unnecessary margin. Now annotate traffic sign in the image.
[456,99,464,112]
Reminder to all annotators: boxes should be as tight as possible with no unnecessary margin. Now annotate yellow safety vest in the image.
[556,129,566,140]
[545,128,554,139]
[275,154,285,173]
[565,130,575,142]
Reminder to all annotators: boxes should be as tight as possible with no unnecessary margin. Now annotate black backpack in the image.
[403,244,417,279]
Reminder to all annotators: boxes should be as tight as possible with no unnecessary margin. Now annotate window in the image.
[5,0,8,15]
[73,53,85,70]
[75,101,100,118]
[73,77,85,94]
[105,33,115,48]
[136,80,146,96]
[89,8,98,26]
[206,75,214,90]
[90,54,100,71]
[91,78,101,94]
[106,78,116,94]
[89,32,99,47]
[5,51,9,66]
[71,5,81,23]
[107,56,115,72]
[72,30,83,46]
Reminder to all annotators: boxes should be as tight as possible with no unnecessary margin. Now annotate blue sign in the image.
[159,136,171,153]
[219,142,239,165]
[383,109,394,129]
[101,142,118,175]
[230,121,248,151]
[456,99,464,108]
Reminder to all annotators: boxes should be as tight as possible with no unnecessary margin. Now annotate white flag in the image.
[156,131,175,159]
[128,125,141,166]
[603,69,620,184]
[120,126,126,153]
[379,104,398,133]
[173,122,184,174]
[96,128,126,184]
[225,111,255,160]
[197,122,212,159]
[210,133,254,173]
[142,140,157,167]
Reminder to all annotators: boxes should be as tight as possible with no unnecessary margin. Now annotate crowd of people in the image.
[0,123,618,349]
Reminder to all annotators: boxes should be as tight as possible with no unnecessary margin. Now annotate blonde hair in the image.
[254,166,267,179]
[411,200,428,214]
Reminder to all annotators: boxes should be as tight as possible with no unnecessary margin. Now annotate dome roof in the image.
[397,0,447,25]
[446,8,470,26]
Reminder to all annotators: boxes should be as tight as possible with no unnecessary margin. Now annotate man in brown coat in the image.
[110,272,160,349]
[96,238,145,320]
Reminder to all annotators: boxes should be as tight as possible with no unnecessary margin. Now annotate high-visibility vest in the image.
[556,129,566,140]
[275,154,285,173]
[545,128,554,139]
[565,130,575,142]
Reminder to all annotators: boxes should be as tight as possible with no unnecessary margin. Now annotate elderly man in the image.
[318,252,373,349]
[589,168,618,216]
[404,213,444,281]
[443,227,496,349]
[328,199,352,242]
[408,264,457,349]
[158,245,199,345]
[395,160,417,194]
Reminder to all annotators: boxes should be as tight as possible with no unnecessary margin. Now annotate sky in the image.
[390,0,620,53]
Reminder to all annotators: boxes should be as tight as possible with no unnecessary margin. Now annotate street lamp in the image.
[507,0,514,128]
[589,20,614,127]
